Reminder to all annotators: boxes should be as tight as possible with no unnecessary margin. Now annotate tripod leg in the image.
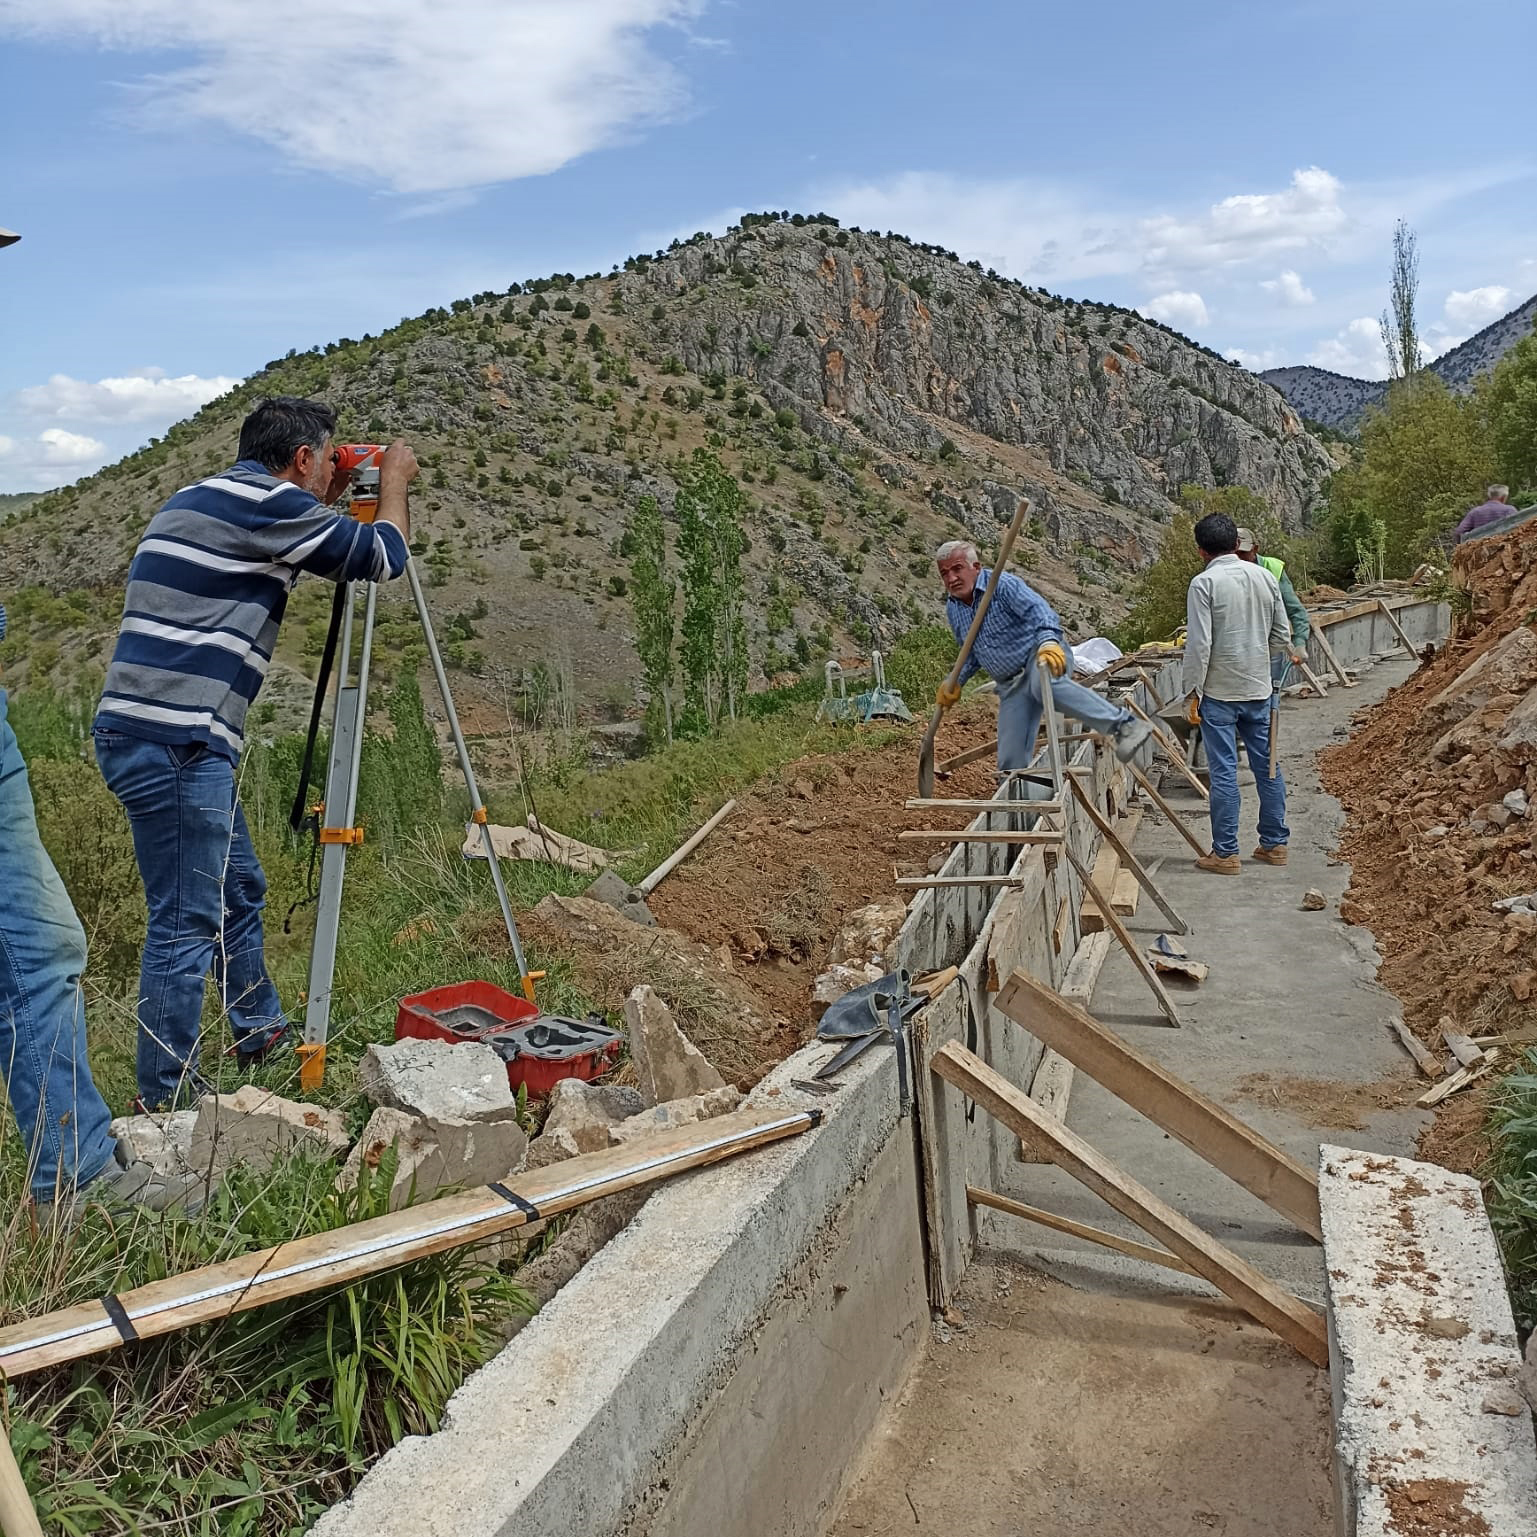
[403,559,538,999]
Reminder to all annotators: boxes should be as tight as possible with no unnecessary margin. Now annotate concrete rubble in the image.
[607,1086,743,1145]
[526,1078,645,1167]
[189,1086,351,1180]
[110,1109,199,1178]
[358,1037,518,1124]
[623,984,727,1105]
[337,1105,528,1209]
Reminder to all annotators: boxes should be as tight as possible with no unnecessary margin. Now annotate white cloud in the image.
[1443,285,1512,329]
[1260,269,1316,306]
[0,427,110,488]
[17,368,240,425]
[1307,317,1388,378]
[0,0,706,194]
[1225,347,1284,372]
[1140,291,1210,329]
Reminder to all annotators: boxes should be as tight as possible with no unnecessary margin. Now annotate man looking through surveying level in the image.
[93,397,419,1110]
[935,539,1150,774]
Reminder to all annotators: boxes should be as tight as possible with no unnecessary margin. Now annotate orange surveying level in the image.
[332,444,385,522]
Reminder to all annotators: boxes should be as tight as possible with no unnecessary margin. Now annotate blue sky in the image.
[1,0,1533,491]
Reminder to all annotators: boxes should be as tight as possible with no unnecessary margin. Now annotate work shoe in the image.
[228,1019,294,1071]
[34,1141,205,1231]
[1111,715,1153,763]
[1195,851,1241,875]
[1251,845,1288,867]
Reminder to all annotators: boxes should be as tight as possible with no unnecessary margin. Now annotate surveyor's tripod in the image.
[289,460,536,1090]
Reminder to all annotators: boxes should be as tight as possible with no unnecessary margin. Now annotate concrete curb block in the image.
[1320,1144,1537,1537]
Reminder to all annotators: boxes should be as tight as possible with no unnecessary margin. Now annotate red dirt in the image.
[1320,527,1537,1173]
[649,709,1001,1031]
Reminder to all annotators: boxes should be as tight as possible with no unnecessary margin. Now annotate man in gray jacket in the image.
[1183,514,1291,875]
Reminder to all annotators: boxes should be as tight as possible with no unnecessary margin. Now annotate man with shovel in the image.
[935,540,1149,774]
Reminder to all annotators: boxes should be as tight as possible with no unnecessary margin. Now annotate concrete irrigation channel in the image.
[312,592,1537,1537]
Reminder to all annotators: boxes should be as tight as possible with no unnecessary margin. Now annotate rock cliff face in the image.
[0,215,1334,708]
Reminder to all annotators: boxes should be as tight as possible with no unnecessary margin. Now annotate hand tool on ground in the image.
[918,497,1030,796]
[289,447,540,1090]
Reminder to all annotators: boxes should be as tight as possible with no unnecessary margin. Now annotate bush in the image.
[883,624,955,704]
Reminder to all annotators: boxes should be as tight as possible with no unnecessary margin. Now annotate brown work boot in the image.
[1251,845,1288,866]
[1195,851,1241,875]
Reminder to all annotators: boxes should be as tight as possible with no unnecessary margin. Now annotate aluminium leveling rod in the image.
[298,555,537,1091]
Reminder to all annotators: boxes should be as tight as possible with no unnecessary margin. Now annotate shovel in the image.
[917,496,1030,796]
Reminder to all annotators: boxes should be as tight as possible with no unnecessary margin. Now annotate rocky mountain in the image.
[0,492,37,521]
[0,213,1332,721]
[1260,291,1537,431]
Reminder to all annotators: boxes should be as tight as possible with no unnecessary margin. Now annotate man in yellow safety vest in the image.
[1235,527,1308,684]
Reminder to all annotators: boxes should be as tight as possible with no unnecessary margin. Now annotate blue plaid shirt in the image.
[946,567,1064,686]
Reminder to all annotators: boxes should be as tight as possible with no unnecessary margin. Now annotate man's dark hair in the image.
[1193,513,1239,557]
[237,397,338,472]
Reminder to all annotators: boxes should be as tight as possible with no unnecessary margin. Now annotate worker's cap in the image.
[1234,526,1258,554]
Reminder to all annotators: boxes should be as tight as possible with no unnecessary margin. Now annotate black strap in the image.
[99,1293,139,1342]
[288,581,349,834]
[488,1182,542,1221]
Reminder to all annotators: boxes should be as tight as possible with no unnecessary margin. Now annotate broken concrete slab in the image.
[582,867,657,927]
[190,1086,350,1179]
[109,1109,199,1179]
[1320,1145,1537,1537]
[623,984,727,1105]
[811,959,886,1020]
[337,1106,529,1209]
[827,901,906,969]
[358,1038,518,1124]
[530,1078,646,1164]
[606,1085,742,1146]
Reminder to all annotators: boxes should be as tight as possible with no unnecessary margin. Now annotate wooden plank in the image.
[994,968,1321,1238]
[1070,778,1188,935]
[896,874,1035,889]
[1311,626,1357,688]
[1376,599,1422,661]
[898,829,1063,845]
[1052,896,1071,955]
[1060,843,1182,1028]
[1136,669,1166,710]
[932,1044,1328,1366]
[0,1107,817,1381]
[1418,1049,1500,1107]
[1389,1017,1444,1079]
[1079,840,1121,933]
[1129,762,1209,858]
[1019,1047,1076,1164]
[968,1185,1200,1277]
[905,797,1064,813]
[1439,1019,1485,1069]
[1111,868,1139,916]
[1125,698,1210,801]
[1061,930,1114,1005]
[935,738,998,776]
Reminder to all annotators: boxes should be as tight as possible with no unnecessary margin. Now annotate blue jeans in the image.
[997,643,1131,771]
[0,692,118,1197]
[94,730,286,1108]
[1199,695,1289,858]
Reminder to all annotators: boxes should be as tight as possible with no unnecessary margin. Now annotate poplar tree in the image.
[627,495,676,742]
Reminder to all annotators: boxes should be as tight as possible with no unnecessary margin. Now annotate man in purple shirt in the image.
[1455,485,1515,542]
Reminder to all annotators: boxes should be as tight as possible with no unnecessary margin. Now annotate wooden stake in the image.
[1297,659,1329,697]
[1060,843,1182,1027]
[1019,930,1111,1163]
[0,1107,817,1382]
[1136,670,1166,710]
[1311,627,1356,688]
[1068,776,1190,935]
[0,1434,44,1537]
[1125,698,1209,801]
[994,968,1320,1238]
[935,739,997,776]
[1439,1020,1485,1070]
[1417,1049,1500,1107]
[1388,1017,1444,1080]
[905,797,1063,813]
[1376,600,1421,661]
[896,874,1034,889]
[968,1185,1199,1276]
[932,1044,1328,1366]
[1129,762,1209,858]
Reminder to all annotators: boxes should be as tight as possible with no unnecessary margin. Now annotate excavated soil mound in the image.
[1322,530,1537,1170]
[649,711,1000,1032]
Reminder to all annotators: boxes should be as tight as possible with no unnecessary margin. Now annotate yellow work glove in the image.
[935,679,963,710]
[1037,641,1067,677]
[1185,693,1201,725]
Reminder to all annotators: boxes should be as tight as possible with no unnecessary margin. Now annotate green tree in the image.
[627,495,677,742]
[1481,324,1537,494]
[675,449,748,726]
[1324,374,1492,577]
[1379,219,1421,381]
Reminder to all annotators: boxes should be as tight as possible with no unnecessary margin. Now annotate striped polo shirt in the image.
[95,461,408,759]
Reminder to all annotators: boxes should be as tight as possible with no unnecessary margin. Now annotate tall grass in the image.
[1486,1050,1537,1333]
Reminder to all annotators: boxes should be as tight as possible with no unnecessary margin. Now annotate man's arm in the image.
[375,440,416,543]
[1266,580,1291,656]
[260,488,409,585]
[1278,570,1310,651]
[1182,573,1213,698]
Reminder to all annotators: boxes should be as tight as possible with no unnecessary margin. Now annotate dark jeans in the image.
[94,730,286,1107]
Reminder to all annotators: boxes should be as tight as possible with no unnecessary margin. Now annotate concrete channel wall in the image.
[316,595,1449,1537]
